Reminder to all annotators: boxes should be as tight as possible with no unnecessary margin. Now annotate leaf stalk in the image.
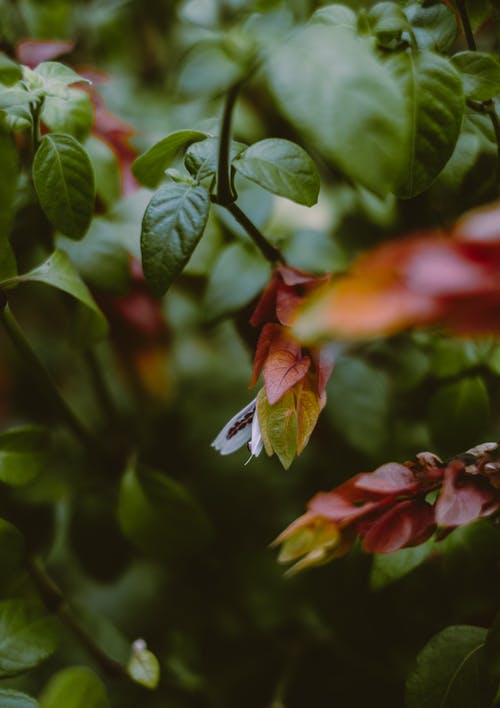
[215,83,286,264]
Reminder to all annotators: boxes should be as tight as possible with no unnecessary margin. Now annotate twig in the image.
[456,0,477,50]
[457,2,500,178]
[84,349,117,421]
[216,82,241,206]
[225,202,284,263]
[214,83,286,264]
[27,556,130,680]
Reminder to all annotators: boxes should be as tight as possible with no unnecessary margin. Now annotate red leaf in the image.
[15,40,74,68]
[308,477,378,525]
[250,277,279,327]
[361,500,434,553]
[276,283,303,325]
[277,264,321,287]
[361,502,415,553]
[311,347,336,404]
[250,323,282,387]
[263,349,310,404]
[409,501,436,545]
[444,295,500,336]
[435,463,497,527]
[405,241,498,299]
[355,462,418,495]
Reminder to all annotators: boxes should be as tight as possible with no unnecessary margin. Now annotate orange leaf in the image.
[263,349,310,404]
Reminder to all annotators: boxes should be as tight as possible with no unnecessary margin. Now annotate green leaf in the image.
[257,388,298,470]
[204,243,271,319]
[41,89,93,140]
[390,51,464,198]
[0,53,22,86]
[32,62,90,93]
[310,4,357,28]
[0,426,49,486]
[127,641,160,689]
[0,88,32,131]
[267,24,408,195]
[485,611,500,681]
[141,182,210,296]
[183,217,222,276]
[430,339,482,378]
[0,690,38,708]
[406,625,495,708]
[32,133,95,239]
[452,51,500,102]
[404,1,458,53]
[184,136,246,181]
[0,599,58,677]
[234,138,320,206]
[59,217,131,295]
[296,382,320,454]
[0,129,18,280]
[283,228,349,275]
[39,667,110,708]
[428,376,490,455]
[132,130,207,188]
[366,2,412,48]
[6,250,108,342]
[430,111,497,207]
[178,42,245,97]
[117,459,212,560]
[370,540,433,590]
[0,518,25,587]
[84,136,121,209]
[327,357,390,457]
[67,604,129,665]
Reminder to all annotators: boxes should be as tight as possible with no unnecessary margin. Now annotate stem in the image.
[216,82,240,206]
[84,350,116,421]
[214,82,286,264]
[27,556,130,680]
[31,96,43,154]
[225,202,284,263]
[485,100,500,174]
[0,300,96,452]
[457,2,500,179]
[456,0,476,50]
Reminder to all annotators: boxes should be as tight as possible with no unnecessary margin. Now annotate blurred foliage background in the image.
[1,0,500,706]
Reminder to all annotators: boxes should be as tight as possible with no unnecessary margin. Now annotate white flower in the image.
[211,397,263,461]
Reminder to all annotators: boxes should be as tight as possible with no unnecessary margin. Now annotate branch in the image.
[457,2,500,177]
[214,83,286,265]
[84,350,117,422]
[216,82,240,206]
[27,556,131,680]
[457,0,500,184]
[456,0,477,50]
[225,202,284,263]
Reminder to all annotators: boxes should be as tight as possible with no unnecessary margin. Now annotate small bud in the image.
[464,442,498,456]
[416,452,443,469]
[132,638,147,653]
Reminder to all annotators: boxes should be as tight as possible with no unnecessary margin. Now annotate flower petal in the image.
[211,399,256,455]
